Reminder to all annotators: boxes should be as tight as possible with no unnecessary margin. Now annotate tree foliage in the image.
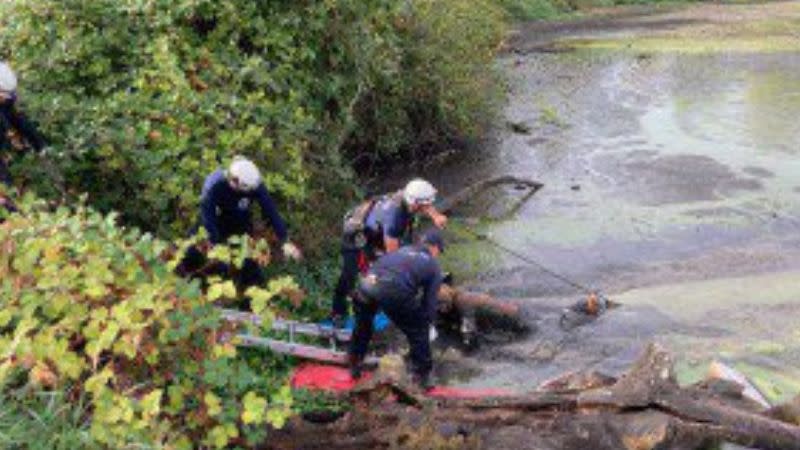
[0,197,297,448]
[0,0,506,246]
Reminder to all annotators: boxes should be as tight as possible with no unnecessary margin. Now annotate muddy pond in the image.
[410,2,800,403]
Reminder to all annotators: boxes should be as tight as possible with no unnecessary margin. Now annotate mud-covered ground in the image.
[414,1,800,403]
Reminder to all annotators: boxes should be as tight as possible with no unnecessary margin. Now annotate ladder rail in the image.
[219,308,353,342]
[234,334,378,366]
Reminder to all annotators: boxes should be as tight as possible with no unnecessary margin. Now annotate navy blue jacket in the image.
[368,245,443,323]
[364,193,414,248]
[1,100,45,153]
[200,169,288,244]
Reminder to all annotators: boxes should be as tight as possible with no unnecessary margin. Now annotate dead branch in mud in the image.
[266,344,800,450]
[438,175,543,216]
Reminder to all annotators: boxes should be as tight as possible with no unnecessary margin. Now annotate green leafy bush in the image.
[0,198,298,448]
[344,0,507,167]
[0,0,507,249]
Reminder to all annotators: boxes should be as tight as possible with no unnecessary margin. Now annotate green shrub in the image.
[0,0,507,250]
[0,197,298,448]
[344,0,507,166]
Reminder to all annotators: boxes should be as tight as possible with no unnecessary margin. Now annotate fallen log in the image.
[437,284,520,319]
[266,344,800,450]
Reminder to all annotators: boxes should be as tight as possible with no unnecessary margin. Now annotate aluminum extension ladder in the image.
[219,308,379,366]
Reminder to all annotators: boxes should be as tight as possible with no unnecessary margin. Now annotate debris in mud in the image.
[768,394,800,426]
[559,293,618,331]
[509,42,575,55]
[526,137,547,147]
[506,120,532,135]
[537,369,616,392]
[268,344,800,450]
[438,175,542,221]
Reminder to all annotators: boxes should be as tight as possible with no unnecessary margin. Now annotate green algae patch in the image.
[675,358,800,405]
[732,362,800,405]
[564,36,800,54]
[442,222,506,279]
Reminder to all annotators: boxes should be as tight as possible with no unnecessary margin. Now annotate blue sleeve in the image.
[200,173,222,244]
[383,203,407,239]
[255,184,288,242]
[422,261,443,324]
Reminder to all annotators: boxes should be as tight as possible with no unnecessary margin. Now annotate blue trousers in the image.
[0,158,11,186]
[332,242,378,317]
[350,281,432,378]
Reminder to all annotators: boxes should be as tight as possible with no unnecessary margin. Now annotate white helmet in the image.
[227,156,261,191]
[403,178,437,206]
[0,62,17,94]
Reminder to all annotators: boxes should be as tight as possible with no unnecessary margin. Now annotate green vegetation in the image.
[0,390,98,450]
[498,0,574,20]
[0,1,510,447]
[0,0,506,249]
[564,35,800,53]
[497,0,705,20]
[0,196,299,448]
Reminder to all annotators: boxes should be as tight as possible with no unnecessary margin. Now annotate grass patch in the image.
[564,36,800,53]
[0,390,100,450]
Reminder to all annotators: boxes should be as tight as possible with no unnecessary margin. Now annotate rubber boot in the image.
[348,353,363,380]
[412,372,434,391]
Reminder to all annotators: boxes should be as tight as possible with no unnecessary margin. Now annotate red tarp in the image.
[291,364,512,399]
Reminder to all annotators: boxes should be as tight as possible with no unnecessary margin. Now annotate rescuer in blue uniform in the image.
[331,178,448,326]
[0,61,45,217]
[0,61,46,187]
[178,156,302,283]
[348,229,445,389]
[200,156,299,255]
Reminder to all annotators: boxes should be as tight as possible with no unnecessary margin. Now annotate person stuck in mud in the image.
[331,178,448,327]
[348,228,445,389]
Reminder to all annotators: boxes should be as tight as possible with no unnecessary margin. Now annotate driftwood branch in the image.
[267,344,800,450]
[437,284,520,319]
